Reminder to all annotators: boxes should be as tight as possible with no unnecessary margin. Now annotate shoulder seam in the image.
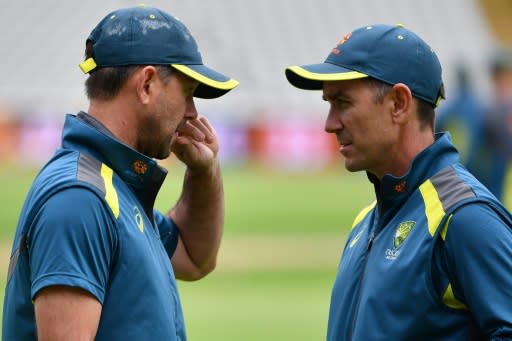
[351,201,376,229]
[77,153,119,219]
[77,153,106,195]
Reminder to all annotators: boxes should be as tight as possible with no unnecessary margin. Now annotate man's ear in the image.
[135,66,159,105]
[390,83,413,124]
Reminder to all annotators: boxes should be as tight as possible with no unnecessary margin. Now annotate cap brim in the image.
[171,64,239,99]
[285,63,368,90]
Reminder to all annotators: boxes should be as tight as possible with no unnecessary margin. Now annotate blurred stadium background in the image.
[1,0,511,339]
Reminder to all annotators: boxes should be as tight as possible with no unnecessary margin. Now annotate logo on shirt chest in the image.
[133,206,144,233]
[386,220,415,260]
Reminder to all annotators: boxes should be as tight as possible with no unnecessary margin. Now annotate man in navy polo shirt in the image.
[3,5,237,340]
[285,24,512,340]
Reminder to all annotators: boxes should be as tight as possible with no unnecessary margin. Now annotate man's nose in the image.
[324,108,342,133]
[185,97,198,119]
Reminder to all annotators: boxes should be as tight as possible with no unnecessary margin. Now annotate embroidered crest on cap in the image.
[332,32,352,55]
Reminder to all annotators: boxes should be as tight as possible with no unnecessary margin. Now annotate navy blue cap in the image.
[286,24,444,106]
[79,5,238,99]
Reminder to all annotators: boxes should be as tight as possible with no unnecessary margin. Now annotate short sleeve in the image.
[443,203,512,337]
[153,210,179,258]
[28,186,117,303]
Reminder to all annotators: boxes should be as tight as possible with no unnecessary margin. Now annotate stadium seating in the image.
[0,0,498,119]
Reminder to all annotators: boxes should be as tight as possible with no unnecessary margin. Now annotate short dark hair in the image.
[84,41,174,100]
[364,77,436,130]
[415,98,436,130]
[364,77,392,104]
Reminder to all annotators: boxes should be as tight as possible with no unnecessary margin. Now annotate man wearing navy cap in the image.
[3,5,237,340]
[286,24,512,340]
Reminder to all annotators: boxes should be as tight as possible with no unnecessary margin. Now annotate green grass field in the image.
[1,163,510,339]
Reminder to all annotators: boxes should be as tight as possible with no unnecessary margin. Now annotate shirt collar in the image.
[61,112,168,212]
[368,132,460,224]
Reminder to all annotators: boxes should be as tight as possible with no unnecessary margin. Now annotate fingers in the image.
[198,116,216,138]
[176,116,215,144]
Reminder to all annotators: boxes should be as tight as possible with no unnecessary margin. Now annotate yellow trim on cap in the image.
[79,58,97,74]
[435,95,443,107]
[171,64,239,90]
[286,65,368,82]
